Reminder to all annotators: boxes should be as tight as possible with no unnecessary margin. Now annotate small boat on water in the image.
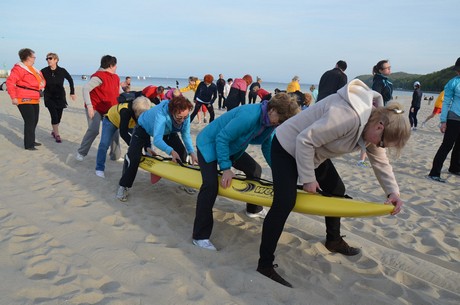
[81,75,88,80]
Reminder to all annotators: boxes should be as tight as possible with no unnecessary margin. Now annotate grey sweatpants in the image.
[77,109,120,160]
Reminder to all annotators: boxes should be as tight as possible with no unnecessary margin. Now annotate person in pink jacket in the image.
[6,48,46,150]
[257,79,412,287]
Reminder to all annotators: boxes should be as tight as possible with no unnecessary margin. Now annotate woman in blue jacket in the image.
[192,93,300,250]
[116,96,198,201]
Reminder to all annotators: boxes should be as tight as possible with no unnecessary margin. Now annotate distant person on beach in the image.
[142,85,165,105]
[409,81,423,131]
[95,96,152,178]
[421,91,444,128]
[225,74,253,111]
[191,93,300,250]
[248,77,262,104]
[309,84,318,103]
[116,96,198,201]
[223,78,233,100]
[372,59,393,106]
[216,74,226,110]
[257,79,411,288]
[190,74,217,124]
[6,48,46,150]
[180,76,208,123]
[41,52,76,143]
[120,76,131,92]
[316,60,348,102]
[427,57,460,183]
[75,55,120,162]
[286,76,301,93]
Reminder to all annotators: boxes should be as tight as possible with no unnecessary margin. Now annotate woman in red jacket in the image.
[6,48,46,150]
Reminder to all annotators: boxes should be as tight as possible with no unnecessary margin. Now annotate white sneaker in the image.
[192,239,216,251]
[95,170,105,178]
[246,208,268,219]
[75,152,84,161]
[116,186,128,202]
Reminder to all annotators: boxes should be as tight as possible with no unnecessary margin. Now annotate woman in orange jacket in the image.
[6,48,46,150]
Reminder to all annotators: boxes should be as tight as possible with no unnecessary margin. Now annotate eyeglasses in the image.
[46,57,53,61]
[173,113,189,121]
[378,128,385,148]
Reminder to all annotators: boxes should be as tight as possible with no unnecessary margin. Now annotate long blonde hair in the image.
[367,102,411,156]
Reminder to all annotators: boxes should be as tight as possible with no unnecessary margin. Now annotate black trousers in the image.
[429,119,460,177]
[192,150,263,240]
[18,104,39,149]
[119,125,187,188]
[248,92,257,104]
[217,93,224,109]
[258,136,344,269]
[190,102,215,123]
[409,107,420,127]
[47,106,64,125]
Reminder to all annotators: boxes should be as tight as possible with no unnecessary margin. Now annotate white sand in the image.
[0,87,458,305]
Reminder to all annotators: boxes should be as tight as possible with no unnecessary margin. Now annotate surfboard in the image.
[139,156,394,217]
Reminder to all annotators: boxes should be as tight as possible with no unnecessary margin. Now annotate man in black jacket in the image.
[216,74,226,110]
[409,81,423,130]
[317,60,348,102]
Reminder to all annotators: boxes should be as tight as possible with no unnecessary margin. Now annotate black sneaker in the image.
[325,237,360,256]
[448,171,460,176]
[257,264,293,288]
[426,175,446,183]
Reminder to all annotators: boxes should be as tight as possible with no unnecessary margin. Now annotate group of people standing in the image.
[5,48,459,288]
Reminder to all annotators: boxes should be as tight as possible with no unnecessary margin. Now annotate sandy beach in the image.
[0,87,458,305]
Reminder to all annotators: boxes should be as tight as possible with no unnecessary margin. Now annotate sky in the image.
[1,0,458,84]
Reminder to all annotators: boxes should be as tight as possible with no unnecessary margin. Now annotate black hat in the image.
[454,57,460,71]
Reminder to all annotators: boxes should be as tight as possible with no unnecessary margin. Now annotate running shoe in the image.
[192,239,216,251]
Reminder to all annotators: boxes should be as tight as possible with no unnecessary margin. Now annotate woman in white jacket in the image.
[257,79,411,287]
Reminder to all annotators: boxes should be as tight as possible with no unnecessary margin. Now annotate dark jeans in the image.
[47,106,64,125]
[192,150,263,240]
[258,136,343,269]
[190,102,215,123]
[218,93,224,109]
[429,119,460,177]
[119,125,187,188]
[409,107,420,127]
[18,104,39,149]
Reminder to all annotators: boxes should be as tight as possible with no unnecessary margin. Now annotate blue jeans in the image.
[96,117,119,171]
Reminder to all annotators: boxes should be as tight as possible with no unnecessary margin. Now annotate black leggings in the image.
[192,150,263,240]
[17,104,39,149]
[409,107,420,127]
[47,106,64,125]
[190,102,215,123]
[258,136,344,269]
[119,125,187,188]
[429,119,460,176]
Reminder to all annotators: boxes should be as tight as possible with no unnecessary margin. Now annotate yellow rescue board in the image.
[139,156,393,217]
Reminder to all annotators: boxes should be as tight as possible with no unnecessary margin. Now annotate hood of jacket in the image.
[336,79,383,139]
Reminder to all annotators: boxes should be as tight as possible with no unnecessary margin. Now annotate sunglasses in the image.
[46,57,54,61]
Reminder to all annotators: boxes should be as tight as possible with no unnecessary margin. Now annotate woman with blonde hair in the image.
[257,79,411,288]
[41,52,76,143]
